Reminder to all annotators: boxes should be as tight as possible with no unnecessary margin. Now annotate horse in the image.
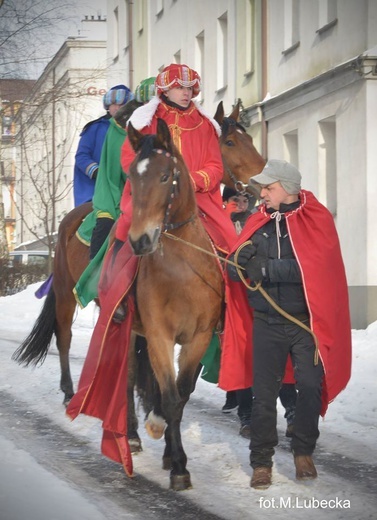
[108,117,223,489]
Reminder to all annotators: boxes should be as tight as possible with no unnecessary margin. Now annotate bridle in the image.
[150,148,196,232]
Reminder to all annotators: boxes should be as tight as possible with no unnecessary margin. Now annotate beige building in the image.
[12,16,108,249]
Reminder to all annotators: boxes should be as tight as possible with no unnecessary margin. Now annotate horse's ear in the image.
[156,118,174,153]
[127,121,144,152]
[229,100,241,122]
[214,101,224,125]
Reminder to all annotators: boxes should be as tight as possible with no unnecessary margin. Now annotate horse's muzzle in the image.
[129,227,161,255]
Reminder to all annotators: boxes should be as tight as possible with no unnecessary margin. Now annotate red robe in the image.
[219,190,352,415]
[116,98,237,252]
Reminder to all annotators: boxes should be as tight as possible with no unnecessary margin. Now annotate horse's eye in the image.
[161,172,170,183]
[225,140,235,147]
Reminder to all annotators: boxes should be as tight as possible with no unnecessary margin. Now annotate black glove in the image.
[245,255,268,282]
[235,242,257,267]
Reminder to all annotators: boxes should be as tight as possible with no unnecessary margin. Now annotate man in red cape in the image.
[221,159,351,490]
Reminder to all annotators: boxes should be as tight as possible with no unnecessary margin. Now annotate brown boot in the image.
[294,455,318,480]
[250,466,272,489]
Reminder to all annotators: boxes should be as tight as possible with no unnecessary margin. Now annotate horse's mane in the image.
[221,117,246,139]
[137,133,183,168]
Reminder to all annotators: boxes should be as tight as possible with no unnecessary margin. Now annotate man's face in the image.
[108,103,124,117]
[165,86,193,108]
[259,182,298,210]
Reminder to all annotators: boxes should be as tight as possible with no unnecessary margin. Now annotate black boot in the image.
[90,217,114,260]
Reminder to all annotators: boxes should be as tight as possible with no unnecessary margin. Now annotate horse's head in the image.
[127,119,197,256]
[215,100,265,199]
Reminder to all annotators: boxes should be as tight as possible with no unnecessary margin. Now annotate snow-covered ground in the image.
[0,283,376,519]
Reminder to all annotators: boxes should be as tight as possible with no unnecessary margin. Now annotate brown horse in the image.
[12,100,265,405]
[115,118,224,489]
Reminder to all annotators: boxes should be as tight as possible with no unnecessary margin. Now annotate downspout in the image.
[261,0,268,159]
[128,1,134,90]
[51,67,56,239]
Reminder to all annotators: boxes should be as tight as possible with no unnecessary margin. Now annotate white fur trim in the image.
[128,96,161,130]
[128,96,221,136]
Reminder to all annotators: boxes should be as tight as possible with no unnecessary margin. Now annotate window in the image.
[174,50,181,64]
[136,0,144,33]
[113,7,119,60]
[282,0,300,55]
[245,0,255,75]
[283,130,298,168]
[318,117,337,217]
[195,31,205,97]
[317,0,337,33]
[216,12,228,92]
[156,0,164,17]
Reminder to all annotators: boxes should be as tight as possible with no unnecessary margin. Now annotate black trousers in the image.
[89,217,114,260]
[249,314,324,469]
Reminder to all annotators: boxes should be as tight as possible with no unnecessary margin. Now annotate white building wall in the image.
[263,0,377,327]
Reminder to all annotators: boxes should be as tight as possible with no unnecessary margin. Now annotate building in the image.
[12,15,108,250]
[0,79,36,250]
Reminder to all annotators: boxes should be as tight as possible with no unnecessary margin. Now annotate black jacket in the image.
[228,201,309,321]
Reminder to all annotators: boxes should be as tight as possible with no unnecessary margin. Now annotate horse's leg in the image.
[54,291,76,406]
[147,331,214,491]
[127,332,142,453]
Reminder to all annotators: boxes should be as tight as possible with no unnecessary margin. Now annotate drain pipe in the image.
[128,1,134,89]
[261,0,268,159]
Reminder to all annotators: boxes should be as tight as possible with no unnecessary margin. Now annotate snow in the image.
[0,283,376,519]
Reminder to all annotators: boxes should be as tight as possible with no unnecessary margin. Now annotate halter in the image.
[221,118,249,194]
[151,148,196,232]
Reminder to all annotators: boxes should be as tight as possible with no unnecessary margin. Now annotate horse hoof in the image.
[145,411,166,439]
[63,395,73,407]
[129,438,143,453]
[170,472,192,491]
[162,456,171,470]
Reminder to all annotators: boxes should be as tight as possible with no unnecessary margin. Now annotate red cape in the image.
[219,190,352,415]
[66,242,139,476]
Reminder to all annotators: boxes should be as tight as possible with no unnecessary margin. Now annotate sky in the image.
[0,0,107,79]
[0,283,376,519]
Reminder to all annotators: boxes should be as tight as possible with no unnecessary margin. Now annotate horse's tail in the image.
[134,335,159,417]
[12,288,56,366]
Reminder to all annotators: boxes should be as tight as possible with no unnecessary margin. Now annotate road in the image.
[1,329,377,520]
[0,391,225,520]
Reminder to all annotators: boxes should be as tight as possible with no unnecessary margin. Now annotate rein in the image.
[163,231,319,365]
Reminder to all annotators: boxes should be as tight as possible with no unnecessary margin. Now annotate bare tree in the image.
[0,0,107,259]
[0,0,91,80]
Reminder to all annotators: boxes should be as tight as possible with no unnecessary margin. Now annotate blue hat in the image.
[103,84,134,110]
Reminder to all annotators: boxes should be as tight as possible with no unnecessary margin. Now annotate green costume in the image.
[74,118,127,307]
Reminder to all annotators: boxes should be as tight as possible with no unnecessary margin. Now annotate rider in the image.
[115,63,237,255]
[73,84,133,207]
[110,63,239,321]
[74,78,157,308]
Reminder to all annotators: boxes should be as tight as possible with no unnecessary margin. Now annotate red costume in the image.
[116,95,237,251]
[219,190,352,415]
